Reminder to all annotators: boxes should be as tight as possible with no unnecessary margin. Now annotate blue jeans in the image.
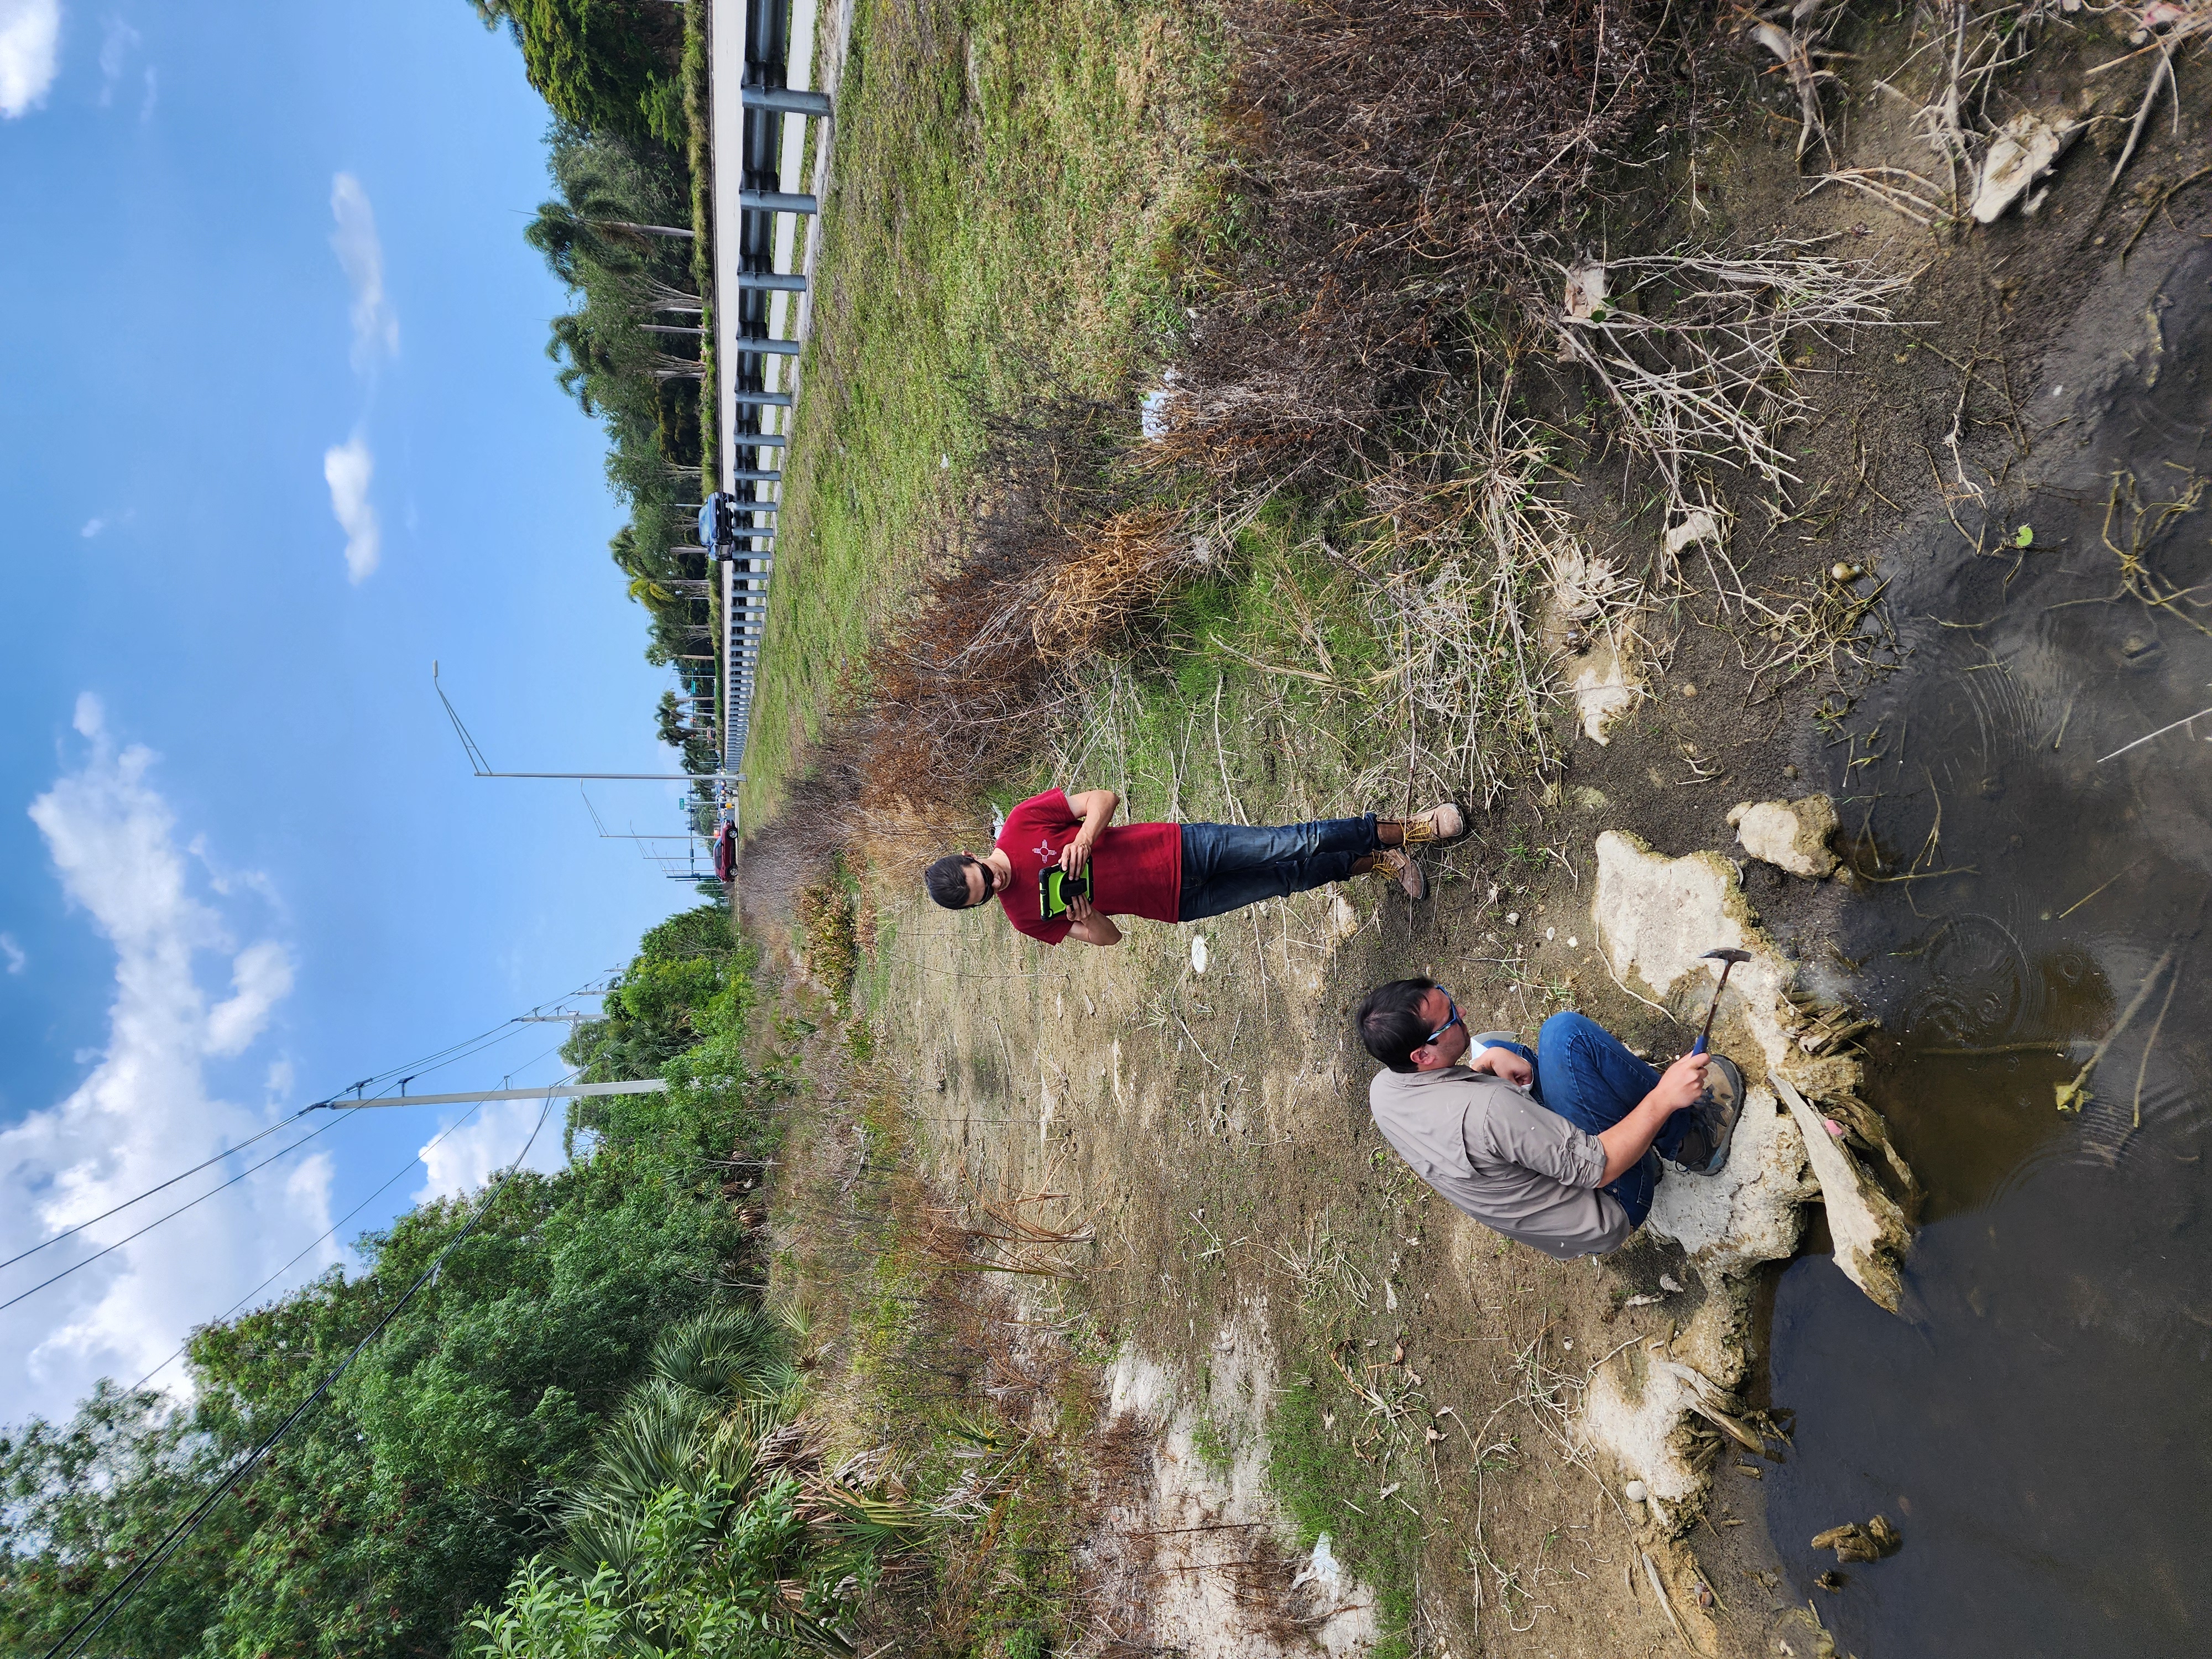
[1176,816,1381,922]
[1487,1012,1695,1229]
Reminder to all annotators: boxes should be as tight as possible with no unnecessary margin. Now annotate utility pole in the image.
[321,1081,664,1109]
[435,664,740,786]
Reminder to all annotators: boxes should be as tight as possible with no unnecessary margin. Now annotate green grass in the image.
[737,0,1223,826]
[1267,1347,1423,1659]
[1029,512,1396,830]
[1190,1412,1235,1480]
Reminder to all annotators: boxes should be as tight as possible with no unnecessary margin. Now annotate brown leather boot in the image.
[1371,847,1427,901]
[1384,803,1465,847]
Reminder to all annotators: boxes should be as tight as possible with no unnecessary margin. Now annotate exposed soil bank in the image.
[755,7,2212,1655]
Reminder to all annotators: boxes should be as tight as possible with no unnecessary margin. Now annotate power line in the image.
[1,997,599,1286]
[0,1115,353,1313]
[125,1042,577,1392]
[0,1112,316,1276]
[311,978,612,1103]
[42,1093,559,1659]
[126,1096,497,1395]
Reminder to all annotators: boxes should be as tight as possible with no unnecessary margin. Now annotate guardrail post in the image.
[739,190,819,215]
[741,85,834,119]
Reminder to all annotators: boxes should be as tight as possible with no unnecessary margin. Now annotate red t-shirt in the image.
[995,789,1182,945]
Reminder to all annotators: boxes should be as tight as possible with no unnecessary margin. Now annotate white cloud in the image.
[97,14,137,107]
[415,1098,566,1205]
[1,703,326,1426]
[205,940,293,1057]
[80,517,105,539]
[329,173,398,369]
[322,435,380,582]
[0,0,61,119]
[0,933,24,975]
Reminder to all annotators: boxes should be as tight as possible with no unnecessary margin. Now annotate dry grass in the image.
[1155,0,1686,487]
[1555,243,1910,598]
[1022,508,1194,656]
[1736,570,1897,693]
[738,397,1196,912]
[1345,387,1588,809]
[795,879,859,995]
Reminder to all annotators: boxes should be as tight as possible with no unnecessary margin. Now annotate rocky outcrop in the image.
[1727,794,1841,879]
[1589,830,1913,1310]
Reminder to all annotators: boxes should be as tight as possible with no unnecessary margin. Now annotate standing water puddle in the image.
[1763,240,2212,1655]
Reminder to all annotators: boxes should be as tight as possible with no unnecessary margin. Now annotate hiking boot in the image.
[1371,847,1428,901]
[1394,802,1467,846]
[1668,1054,1746,1176]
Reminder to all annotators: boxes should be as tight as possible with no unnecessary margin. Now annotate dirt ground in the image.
[755,10,2212,1655]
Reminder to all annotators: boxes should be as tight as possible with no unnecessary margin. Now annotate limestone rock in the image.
[1774,1076,1912,1312]
[1580,1296,1754,1512]
[1563,258,1608,322]
[1646,1086,1817,1277]
[1971,111,2080,225]
[1728,794,1840,879]
[1543,543,1647,744]
[1591,831,1914,1310]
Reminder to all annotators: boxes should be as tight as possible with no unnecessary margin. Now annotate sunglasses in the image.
[1422,991,1463,1051]
[968,857,998,905]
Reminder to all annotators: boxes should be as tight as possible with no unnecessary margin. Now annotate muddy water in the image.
[1762,240,2212,1656]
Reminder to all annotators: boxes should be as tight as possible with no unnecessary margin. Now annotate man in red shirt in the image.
[922,789,1463,947]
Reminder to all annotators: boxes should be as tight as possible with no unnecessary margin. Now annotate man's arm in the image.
[1594,1052,1709,1183]
[1058,789,1119,877]
[1474,1052,1710,1188]
[1467,1045,1533,1087]
[1057,789,1120,928]
[1065,911,1121,947]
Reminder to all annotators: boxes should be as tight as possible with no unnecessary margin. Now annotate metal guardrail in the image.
[710,0,831,809]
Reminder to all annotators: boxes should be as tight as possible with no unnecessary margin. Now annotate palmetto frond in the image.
[648,1303,794,1406]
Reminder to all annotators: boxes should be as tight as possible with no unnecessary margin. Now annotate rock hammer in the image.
[1692,948,1751,1055]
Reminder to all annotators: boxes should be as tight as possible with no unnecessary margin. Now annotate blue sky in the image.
[0,1,708,1426]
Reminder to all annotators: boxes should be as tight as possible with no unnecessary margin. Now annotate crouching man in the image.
[924,787,1463,947]
[1354,979,1745,1260]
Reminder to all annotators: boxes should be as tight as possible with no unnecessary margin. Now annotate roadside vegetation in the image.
[476,0,724,801]
[0,911,783,1659]
[734,0,1222,833]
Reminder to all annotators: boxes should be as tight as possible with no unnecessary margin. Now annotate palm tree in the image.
[471,1306,927,1657]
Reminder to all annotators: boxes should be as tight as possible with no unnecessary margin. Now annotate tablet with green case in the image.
[1039,867,1091,919]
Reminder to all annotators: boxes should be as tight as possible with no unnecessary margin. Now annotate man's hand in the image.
[1595,1050,1711,1184]
[1058,833,1094,878]
[1469,1045,1533,1087]
[1065,890,1094,921]
[1647,1051,1711,1116]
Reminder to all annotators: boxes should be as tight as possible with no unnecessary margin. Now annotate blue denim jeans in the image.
[1485,1011,1694,1229]
[1176,816,1381,922]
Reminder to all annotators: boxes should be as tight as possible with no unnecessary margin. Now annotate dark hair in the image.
[925,854,982,910]
[1357,978,1439,1073]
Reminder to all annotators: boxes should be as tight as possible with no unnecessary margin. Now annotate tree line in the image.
[0,911,802,1657]
[483,1,724,770]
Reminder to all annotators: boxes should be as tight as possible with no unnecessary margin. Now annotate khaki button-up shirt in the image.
[1368,1062,1631,1260]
